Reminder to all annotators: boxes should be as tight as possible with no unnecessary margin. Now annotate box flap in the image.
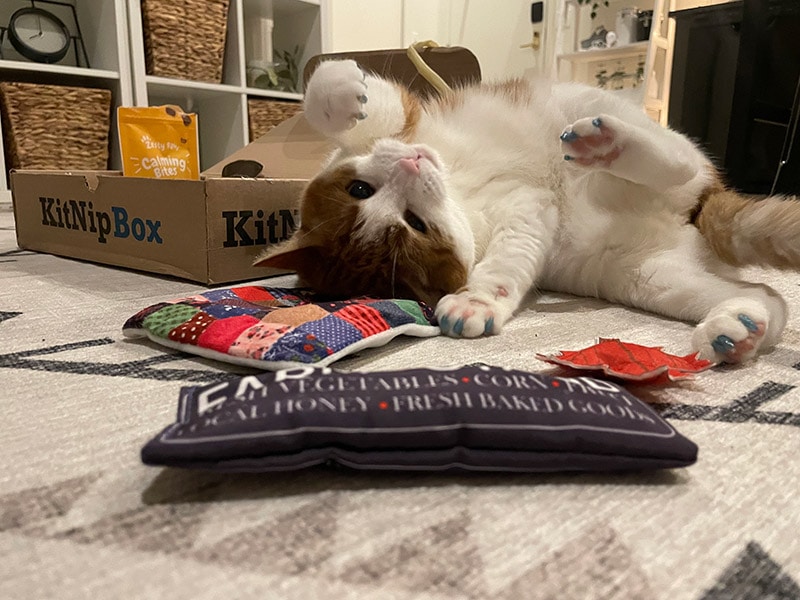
[202,114,332,180]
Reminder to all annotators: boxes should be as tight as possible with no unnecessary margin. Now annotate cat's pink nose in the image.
[399,155,420,176]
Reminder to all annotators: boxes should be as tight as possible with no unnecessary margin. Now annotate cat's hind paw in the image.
[560,115,623,168]
[692,303,768,364]
[304,60,368,135]
[435,291,510,338]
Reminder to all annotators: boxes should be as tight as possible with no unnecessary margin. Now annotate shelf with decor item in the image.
[0,0,133,203]
[127,0,323,172]
[557,41,649,91]
[554,0,654,93]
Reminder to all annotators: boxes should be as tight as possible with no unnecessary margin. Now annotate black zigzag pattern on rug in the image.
[0,337,243,383]
[701,541,800,600]
[652,382,800,428]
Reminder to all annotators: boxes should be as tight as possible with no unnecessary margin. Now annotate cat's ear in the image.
[253,236,323,271]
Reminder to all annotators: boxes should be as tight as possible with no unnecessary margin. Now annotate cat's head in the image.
[255,138,473,306]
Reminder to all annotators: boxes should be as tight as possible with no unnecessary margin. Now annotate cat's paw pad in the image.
[435,292,506,338]
[304,60,368,135]
[560,115,622,168]
[693,311,767,364]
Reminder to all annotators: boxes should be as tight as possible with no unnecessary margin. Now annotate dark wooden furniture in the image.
[668,0,800,194]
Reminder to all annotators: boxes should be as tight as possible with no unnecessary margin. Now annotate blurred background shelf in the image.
[0,0,132,203]
[127,0,321,171]
[0,0,321,200]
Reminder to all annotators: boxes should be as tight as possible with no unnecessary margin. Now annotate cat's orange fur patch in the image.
[399,87,422,141]
[485,79,534,106]
[255,163,468,306]
[694,177,800,268]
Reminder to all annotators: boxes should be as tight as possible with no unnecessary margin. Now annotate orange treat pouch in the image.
[118,106,200,179]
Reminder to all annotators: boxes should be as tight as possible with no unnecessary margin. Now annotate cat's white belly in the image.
[541,208,689,301]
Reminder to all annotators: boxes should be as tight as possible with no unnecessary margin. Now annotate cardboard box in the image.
[11,115,332,285]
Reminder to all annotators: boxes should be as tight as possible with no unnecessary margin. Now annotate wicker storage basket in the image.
[247,98,303,141]
[0,82,112,171]
[142,0,230,83]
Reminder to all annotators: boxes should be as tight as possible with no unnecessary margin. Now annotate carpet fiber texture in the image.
[2,205,799,599]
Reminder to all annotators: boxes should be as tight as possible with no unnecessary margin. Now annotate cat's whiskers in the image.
[333,217,358,240]
[299,214,348,238]
[318,192,351,207]
[391,248,399,298]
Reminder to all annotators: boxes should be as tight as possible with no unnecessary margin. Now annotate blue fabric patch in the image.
[297,314,363,352]
[202,303,267,320]
[369,300,417,327]
[264,329,333,364]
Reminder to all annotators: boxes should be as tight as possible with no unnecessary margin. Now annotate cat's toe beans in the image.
[560,116,621,167]
[692,310,767,364]
[438,312,493,338]
[484,317,495,334]
[560,129,579,142]
[305,60,371,133]
[738,313,765,335]
[571,116,608,138]
[435,294,500,338]
[710,333,759,363]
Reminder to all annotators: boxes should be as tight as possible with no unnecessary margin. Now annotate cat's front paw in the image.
[304,60,368,135]
[560,115,623,168]
[692,301,769,364]
[435,291,511,338]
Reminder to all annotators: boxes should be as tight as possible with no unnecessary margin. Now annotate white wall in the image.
[325,0,541,80]
[325,0,404,51]
[445,0,539,80]
[402,0,451,46]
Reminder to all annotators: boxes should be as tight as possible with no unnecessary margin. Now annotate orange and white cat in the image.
[256,59,800,364]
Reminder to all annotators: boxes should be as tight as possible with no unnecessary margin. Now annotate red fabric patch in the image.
[168,312,215,345]
[231,286,278,303]
[197,315,261,354]
[537,338,714,383]
[336,304,390,337]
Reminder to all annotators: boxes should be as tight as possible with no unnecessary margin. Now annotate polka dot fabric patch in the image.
[123,286,440,370]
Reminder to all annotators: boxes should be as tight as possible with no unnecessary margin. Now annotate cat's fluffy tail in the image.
[693,183,800,269]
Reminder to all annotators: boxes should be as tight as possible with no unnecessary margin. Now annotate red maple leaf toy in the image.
[536,338,714,383]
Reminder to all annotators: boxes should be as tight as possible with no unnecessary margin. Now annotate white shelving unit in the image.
[643,0,675,125]
[0,0,133,203]
[557,41,649,86]
[554,0,655,93]
[127,0,324,171]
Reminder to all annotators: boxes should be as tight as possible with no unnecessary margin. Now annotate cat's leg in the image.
[436,187,558,337]
[559,114,707,190]
[303,59,420,150]
[618,251,787,363]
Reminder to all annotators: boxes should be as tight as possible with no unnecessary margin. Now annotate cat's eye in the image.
[347,180,375,199]
[403,210,427,234]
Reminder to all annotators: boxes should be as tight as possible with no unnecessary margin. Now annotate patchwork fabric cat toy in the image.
[256,59,800,364]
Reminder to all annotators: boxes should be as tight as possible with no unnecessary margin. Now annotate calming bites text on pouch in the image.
[118,106,200,180]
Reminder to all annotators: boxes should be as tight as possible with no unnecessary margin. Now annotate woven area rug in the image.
[2,203,800,599]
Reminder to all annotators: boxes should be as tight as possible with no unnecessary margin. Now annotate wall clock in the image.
[8,6,71,64]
